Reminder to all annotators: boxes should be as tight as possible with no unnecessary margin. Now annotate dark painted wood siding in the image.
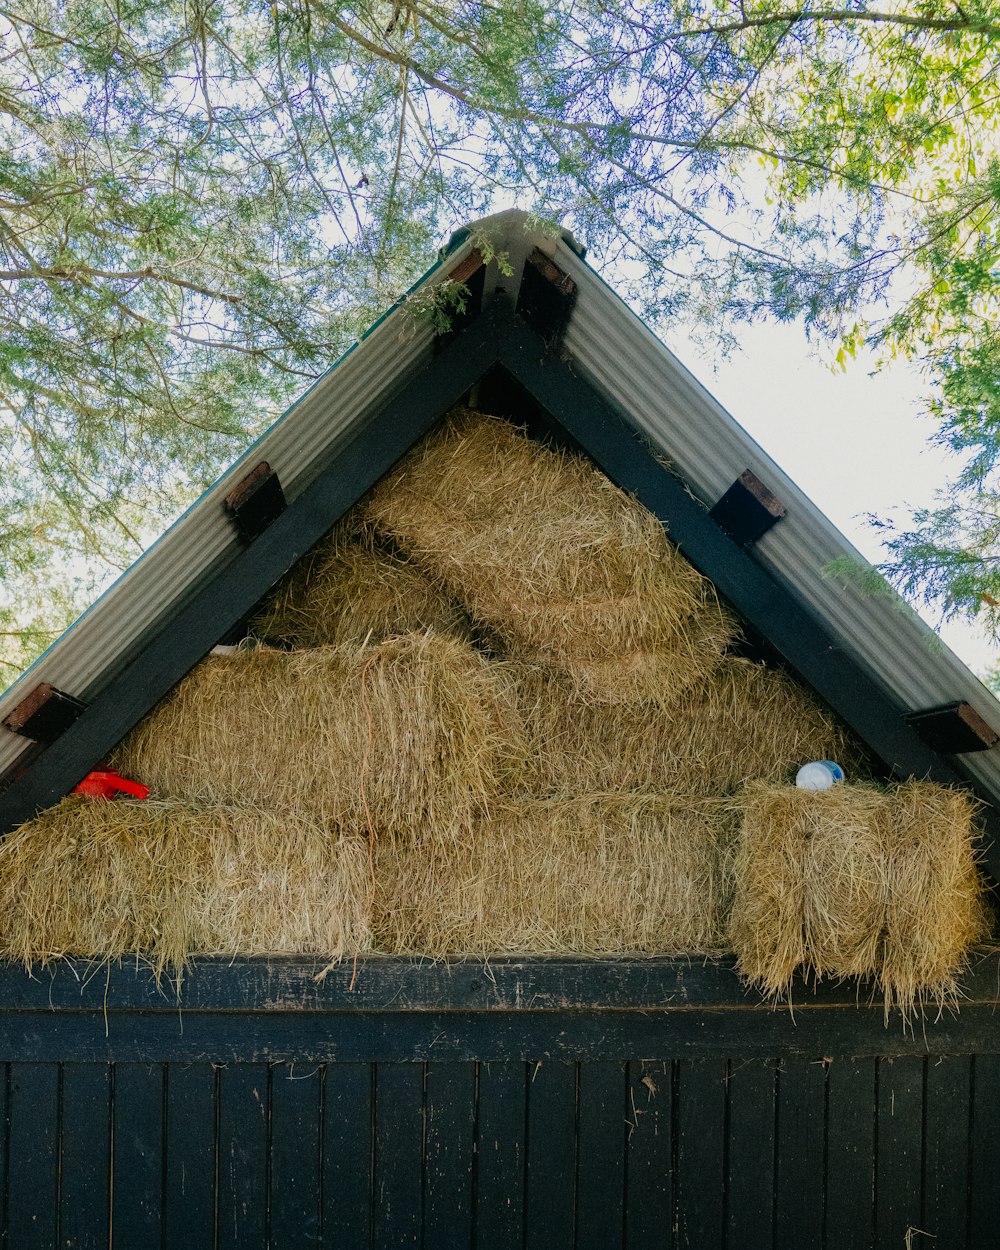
[0,1055,996,1248]
[0,955,997,1249]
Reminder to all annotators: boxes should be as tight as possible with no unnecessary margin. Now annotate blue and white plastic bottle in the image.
[795,760,845,791]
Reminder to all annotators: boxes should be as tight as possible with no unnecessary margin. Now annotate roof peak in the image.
[443,208,584,262]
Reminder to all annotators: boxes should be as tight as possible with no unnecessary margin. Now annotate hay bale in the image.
[111,633,526,842]
[249,529,469,649]
[881,781,989,1011]
[365,411,738,702]
[727,784,886,991]
[509,656,865,797]
[0,797,371,972]
[510,599,737,705]
[728,781,986,1009]
[373,794,734,956]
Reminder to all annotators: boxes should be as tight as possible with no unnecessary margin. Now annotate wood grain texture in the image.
[112,1062,166,1250]
[725,1058,776,1250]
[524,1061,577,1250]
[163,1063,217,1250]
[969,1053,1000,1250]
[575,1062,626,1250]
[825,1057,877,1250]
[624,1061,673,1250]
[874,1056,924,1250]
[270,1062,323,1249]
[923,1056,972,1250]
[4,953,1000,1016]
[774,1059,827,1248]
[60,1064,113,1250]
[216,1063,269,1250]
[0,1043,990,1248]
[424,1062,477,1250]
[675,1059,726,1250]
[322,1062,374,1246]
[7,1063,59,1248]
[373,1062,425,1250]
[475,1061,526,1250]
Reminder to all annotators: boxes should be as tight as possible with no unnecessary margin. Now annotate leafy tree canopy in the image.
[2,0,1000,677]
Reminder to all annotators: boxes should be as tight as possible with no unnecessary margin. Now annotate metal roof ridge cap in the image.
[445,208,583,259]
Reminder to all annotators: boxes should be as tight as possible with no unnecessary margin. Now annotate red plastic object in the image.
[72,770,150,801]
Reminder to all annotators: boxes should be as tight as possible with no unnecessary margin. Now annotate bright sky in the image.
[664,318,1000,679]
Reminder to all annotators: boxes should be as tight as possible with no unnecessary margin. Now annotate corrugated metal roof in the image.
[549,237,1000,803]
[0,234,479,777]
[3,208,999,807]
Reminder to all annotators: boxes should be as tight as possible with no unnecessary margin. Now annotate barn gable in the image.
[0,210,999,1248]
[2,209,999,852]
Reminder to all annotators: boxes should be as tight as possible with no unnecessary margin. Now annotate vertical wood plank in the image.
[576,1062,625,1250]
[474,1062,526,1250]
[969,1054,1000,1250]
[624,1062,672,1250]
[217,1063,270,1250]
[725,1058,776,1250]
[322,1063,373,1247]
[60,1064,112,1250]
[164,1064,217,1250]
[674,1058,726,1250]
[7,1064,59,1248]
[923,1056,971,1250]
[774,1059,826,1249]
[270,1063,323,1249]
[112,1062,166,1250]
[524,1061,577,1250]
[0,1065,8,1243]
[874,1056,924,1250]
[423,1062,477,1249]
[373,1062,424,1250]
[825,1057,877,1250]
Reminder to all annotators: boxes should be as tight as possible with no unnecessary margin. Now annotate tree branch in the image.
[0,263,243,303]
[680,7,1000,38]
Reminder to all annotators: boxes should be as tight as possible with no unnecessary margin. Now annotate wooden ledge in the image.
[0,955,996,1064]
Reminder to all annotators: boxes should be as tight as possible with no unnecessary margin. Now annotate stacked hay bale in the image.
[373,794,735,957]
[248,528,471,649]
[0,798,371,974]
[363,411,738,704]
[728,781,987,1011]
[506,655,865,797]
[357,411,746,952]
[0,409,986,1007]
[110,633,525,838]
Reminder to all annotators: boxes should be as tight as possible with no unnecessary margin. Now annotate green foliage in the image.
[3,0,1000,677]
[404,279,471,334]
[824,555,905,605]
[866,500,1000,634]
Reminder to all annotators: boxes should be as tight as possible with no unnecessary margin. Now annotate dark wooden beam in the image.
[907,701,999,754]
[224,460,287,542]
[434,249,486,354]
[10,1003,1000,1064]
[709,469,786,548]
[0,308,505,835]
[515,248,576,346]
[0,955,997,1062]
[5,952,999,1015]
[493,317,1000,867]
[2,683,88,745]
